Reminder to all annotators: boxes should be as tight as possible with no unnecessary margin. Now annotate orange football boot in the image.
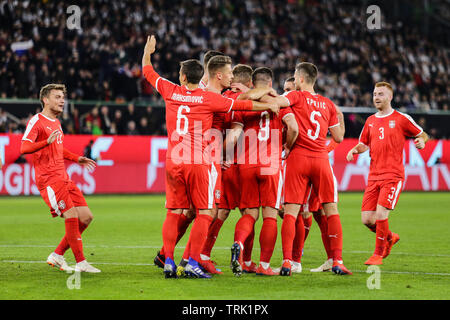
[256,265,276,276]
[383,233,400,258]
[364,255,383,265]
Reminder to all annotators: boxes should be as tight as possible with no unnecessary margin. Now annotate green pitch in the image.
[0,192,449,300]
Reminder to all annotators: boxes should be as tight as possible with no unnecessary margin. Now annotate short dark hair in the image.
[207,55,232,77]
[203,50,225,67]
[180,59,204,84]
[232,64,253,85]
[285,76,295,83]
[39,83,67,108]
[295,62,318,84]
[252,67,273,85]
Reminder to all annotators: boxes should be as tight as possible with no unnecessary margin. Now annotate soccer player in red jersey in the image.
[154,51,226,271]
[142,36,278,278]
[275,62,352,275]
[228,67,299,276]
[200,64,260,273]
[20,84,100,273]
[346,82,429,265]
[198,50,225,89]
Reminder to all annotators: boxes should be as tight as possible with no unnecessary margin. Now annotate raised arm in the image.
[142,35,156,68]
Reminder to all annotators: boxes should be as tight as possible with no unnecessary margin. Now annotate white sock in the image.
[244,261,252,267]
[260,262,270,269]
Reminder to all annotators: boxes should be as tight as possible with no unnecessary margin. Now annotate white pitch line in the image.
[2,260,450,276]
[1,244,449,258]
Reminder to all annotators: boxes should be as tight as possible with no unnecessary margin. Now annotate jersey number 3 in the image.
[379,127,384,140]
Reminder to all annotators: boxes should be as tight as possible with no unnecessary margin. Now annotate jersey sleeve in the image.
[22,116,40,142]
[142,65,175,100]
[280,106,294,121]
[328,101,340,128]
[63,148,80,162]
[207,92,235,113]
[232,111,244,126]
[400,113,423,137]
[358,121,370,146]
[281,91,299,106]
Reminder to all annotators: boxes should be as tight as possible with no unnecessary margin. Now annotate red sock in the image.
[161,210,180,260]
[201,218,224,257]
[182,236,191,261]
[160,213,194,257]
[64,218,85,263]
[327,214,343,262]
[242,226,255,262]
[374,219,389,256]
[259,217,277,264]
[292,215,305,263]
[55,220,88,256]
[188,214,213,262]
[314,213,332,259]
[281,214,297,261]
[303,215,313,241]
[366,223,377,233]
[234,214,256,247]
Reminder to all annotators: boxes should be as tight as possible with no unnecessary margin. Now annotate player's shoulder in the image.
[394,109,414,122]
[222,89,241,100]
[26,113,42,127]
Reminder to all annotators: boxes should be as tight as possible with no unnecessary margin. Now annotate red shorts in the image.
[301,184,322,213]
[239,165,283,209]
[165,159,218,210]
[219,164,241,210]
[40,179,87,218]
[362,180,404,211]
[213,162,222,205]
[284,151,338,205]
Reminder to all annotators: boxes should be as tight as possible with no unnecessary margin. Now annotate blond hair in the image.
[39,84,67,108]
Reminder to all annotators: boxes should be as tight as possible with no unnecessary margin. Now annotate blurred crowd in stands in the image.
[0,0,448,137]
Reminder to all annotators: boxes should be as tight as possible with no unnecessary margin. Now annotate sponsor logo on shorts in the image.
[215,190,221,200]
[58,200,66,210]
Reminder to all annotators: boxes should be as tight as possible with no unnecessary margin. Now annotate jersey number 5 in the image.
[307,111,322,140]
[176,105,190,135]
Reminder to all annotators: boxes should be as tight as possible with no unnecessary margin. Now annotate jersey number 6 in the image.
[176,105,190,135]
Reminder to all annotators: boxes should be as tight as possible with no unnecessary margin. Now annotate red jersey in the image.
[22,113,68,190]
[282,90,339,159]
[143,65,253,164]
[234,107,293,168]
[359,109,423,181]
[212,90,243,132]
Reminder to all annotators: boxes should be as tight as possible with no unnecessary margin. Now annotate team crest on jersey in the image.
[389,120,396,128]
[58,200,66,210]
[215,190,221,200]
